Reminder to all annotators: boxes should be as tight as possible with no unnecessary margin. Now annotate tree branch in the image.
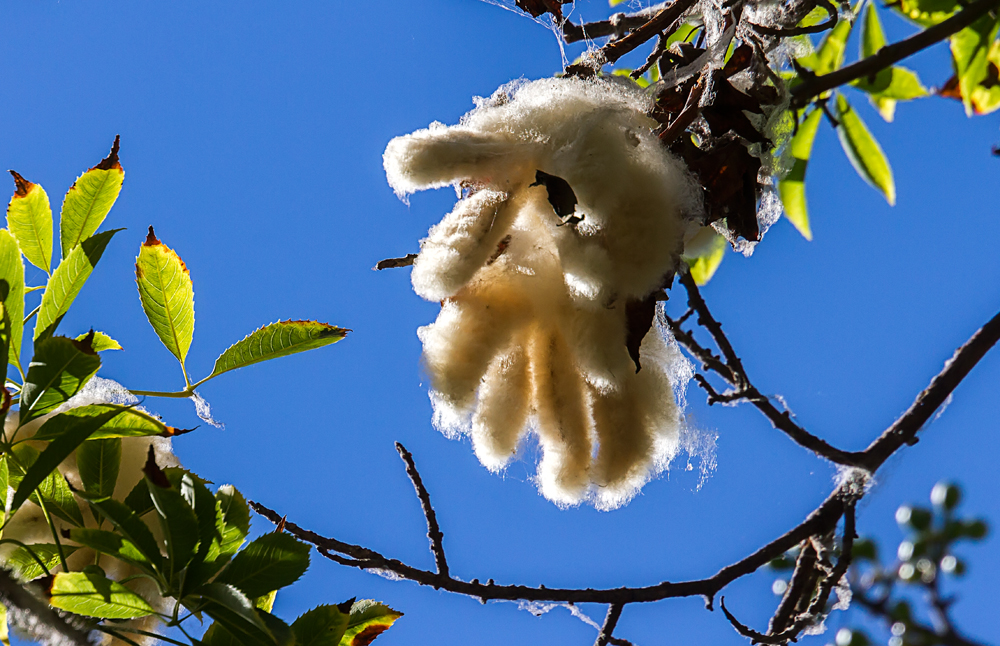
[790,0,1000,108]
[0,568,96,646]
[594,603,624,646]
[395,442,449,579]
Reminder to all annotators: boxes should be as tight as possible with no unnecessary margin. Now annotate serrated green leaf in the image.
[684,232,727,285]
[293,605,350,646]
[217,532,310,599]
[198,582,277,646]
[778,108,824,239]
[891,0,961,26]
[75,330,122,352]
[135,227,194,375]
[49,571,155,619]
[147,472,200,578]
[77,438,121,498]
[18,335,100,427]
[59,138,124,260]
[6,543,78,582]
[217,484,250,557]
[256,590,278,613]
[203,321,348,385]
[835,94,896,205]
[84,497,164,573]
[0,229,25,376]
[11,406,122,513]
[8,444,84,526]
[67,528,157,577]
[35,228,122,341]
[32,404,179,441]
[951,17,1000,116]
[6,172,53,275]
[341,600,402,646]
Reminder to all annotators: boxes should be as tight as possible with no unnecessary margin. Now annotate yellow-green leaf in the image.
[49,571,155,619]
[340,600,402,646]
[135,226,195,376]
[950,17,1000,115]
[835,94,896,205]
[6,171,53,274]
[803,13,856,76]
[892,0,961,27]
[75,330,122,351]
[202,320,348,384]
[59,136,124,259]
[33,403,186,441]
[612,69,650,88]
[35,229,122,341]
[684,231,727,285]
[0,229,24,375]
[779,108,824,240]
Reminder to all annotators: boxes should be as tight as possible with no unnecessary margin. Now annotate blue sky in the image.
[2,1,998,645]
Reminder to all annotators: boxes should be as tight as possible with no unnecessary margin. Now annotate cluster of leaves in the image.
[0,141,396,645]
[769,482,988,646]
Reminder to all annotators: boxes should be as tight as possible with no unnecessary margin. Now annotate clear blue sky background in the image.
[2,2,997,645]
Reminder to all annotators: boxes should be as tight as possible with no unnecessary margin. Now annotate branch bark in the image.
[0,569,95,646]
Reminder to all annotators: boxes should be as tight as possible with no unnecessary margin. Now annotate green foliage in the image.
[0,142,381,646]
[950,16,1000,115]
[834,94,896,205]
[778,108,823,240]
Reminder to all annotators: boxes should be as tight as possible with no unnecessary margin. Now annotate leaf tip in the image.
[143,226,161,247]
[8,170,33,197]
[142,445,171,488]
[92,135,122,172]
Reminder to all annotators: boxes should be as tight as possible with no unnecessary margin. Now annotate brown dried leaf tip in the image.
[143,225,161,247]
[275,515,287,533]
[71,329,98,356]
[143,445,171,488]
[92,134,122,171]
[8,170,34,197]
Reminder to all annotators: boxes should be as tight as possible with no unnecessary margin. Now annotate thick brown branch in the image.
[395,442,449,579]
[790,0,1000,108]
[595,604,624,646]
[0,569,95,646]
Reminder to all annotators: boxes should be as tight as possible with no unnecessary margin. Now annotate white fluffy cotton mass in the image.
[1,379,178,646]
[385,77,702,509]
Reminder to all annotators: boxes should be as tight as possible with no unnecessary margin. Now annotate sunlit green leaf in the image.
[684,232,727,285]
[341,600,403,646]
[59,137,124,259]
[800,13,855,75]
[612,69,649,88]
[77,438,121,498]
[67,528,157,577]
[891,0,961,27]
[18,335,100,427]
[835,94,896,205]
[6,172,53,275]
[6,543,78,582]
[0,455,7,524]
[49,570,155,619]
[33,404,180,441]
[135,227,195,375]
[0,229,25,375]
[778,108,824,239]
[204,320,348,384]
[293,605,350,646]
[75,330,122,352]
[217,484,251,558]
[217,532,310,599]
[35,229,122,341]
[950,17,1000,115]
[8,444,84,526]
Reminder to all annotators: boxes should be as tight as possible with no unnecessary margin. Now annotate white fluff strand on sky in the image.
[385,76,705,509]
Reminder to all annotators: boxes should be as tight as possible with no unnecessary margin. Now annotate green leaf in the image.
[0,455,7,524]
[77,438,121,498]
[18,335,100,427]
[341,600,403,646]
[85,498,164,573]
[59,137,124,260]
[861,3,885,58]
[0,302,9,384]
[0,229,25,375]
[6,172,53,275]
[8,444,84,527]
[204,321,348,384]
[11,407,123,513]
[802,14,855,76]
[611,69,649,88]
[135,227,195,375]
[293,605,350,646]
[684,233,727,285]
[35,229,122,341]
[147,472,201,577]
[855,5,929,121]
[891,0,961,27]
[198,582,277,646]
[33,404,179,441]
[49,570,155,619]
[6,543,78,582]
[778,108,824,239]
[201,622,243,646]
[67,528,157,577]
[950,17,1000,116]
[217,532,310,599]
[217,484,250,558]
[75,330,122,352]
[834,94,896,205]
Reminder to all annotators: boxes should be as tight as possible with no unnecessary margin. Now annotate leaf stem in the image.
[22,304,40,325]
[127,388,194,399]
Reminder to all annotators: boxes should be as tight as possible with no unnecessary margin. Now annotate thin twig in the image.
[790,0,1000,108]
[568,0,699,70]
[595,604,624,646]
[395,442,449,579]
[748,0,838,36]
